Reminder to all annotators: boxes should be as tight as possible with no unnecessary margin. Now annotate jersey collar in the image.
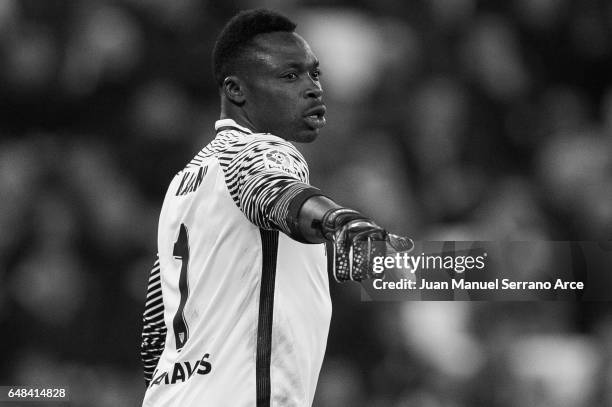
[215,119,254,135]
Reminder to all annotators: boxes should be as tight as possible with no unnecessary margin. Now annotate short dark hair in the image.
[212,9,297,87]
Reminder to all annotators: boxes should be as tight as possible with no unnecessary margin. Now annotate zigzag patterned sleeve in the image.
[141,255,166,386]
[222,136,322,238]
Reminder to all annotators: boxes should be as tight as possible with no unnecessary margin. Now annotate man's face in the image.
[240,31,326,143]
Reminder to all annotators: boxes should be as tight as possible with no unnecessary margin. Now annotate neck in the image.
[220,100,257,132]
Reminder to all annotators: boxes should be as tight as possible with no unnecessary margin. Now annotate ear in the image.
[223,76,246,105]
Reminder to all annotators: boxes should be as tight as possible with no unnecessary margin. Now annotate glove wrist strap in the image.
[318,208,364,240]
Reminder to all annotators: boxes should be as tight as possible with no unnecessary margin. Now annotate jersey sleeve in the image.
[221,136,323,239]
[141,255,166,386]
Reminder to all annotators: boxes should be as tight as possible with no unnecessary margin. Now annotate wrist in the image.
[316,208,369,240]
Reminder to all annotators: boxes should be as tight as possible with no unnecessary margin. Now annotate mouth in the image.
[303,105,327,130]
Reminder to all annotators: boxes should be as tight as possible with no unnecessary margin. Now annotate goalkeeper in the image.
[141,8,412,407]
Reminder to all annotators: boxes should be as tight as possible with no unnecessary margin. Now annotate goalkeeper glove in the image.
[317,208,414,282]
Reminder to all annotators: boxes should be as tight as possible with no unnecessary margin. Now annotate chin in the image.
[293,129,319,143]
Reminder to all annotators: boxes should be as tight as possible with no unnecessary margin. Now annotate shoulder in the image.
[245,133,307,163]
[218,131,308,182]
[245,133,309,177]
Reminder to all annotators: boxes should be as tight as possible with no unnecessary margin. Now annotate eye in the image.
[283,72,298,80]
[311,69,321,80]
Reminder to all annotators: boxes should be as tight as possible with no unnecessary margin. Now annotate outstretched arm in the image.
[222,136,412,278]
[289,194,414,282]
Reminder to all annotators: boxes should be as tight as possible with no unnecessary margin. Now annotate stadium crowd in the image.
[1,0,612,405]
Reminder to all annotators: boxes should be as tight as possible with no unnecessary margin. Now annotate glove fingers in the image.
[351,227,386,243]
[331,229,351,282]
[349,233,387,281]
[387,234,414,253]
[326,212,413,282]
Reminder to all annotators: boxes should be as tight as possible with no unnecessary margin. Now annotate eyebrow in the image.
[282,60,319,70]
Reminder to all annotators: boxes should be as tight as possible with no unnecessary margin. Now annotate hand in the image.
[319,208,413,282]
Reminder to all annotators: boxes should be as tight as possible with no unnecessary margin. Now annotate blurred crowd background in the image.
[1,0,612,405]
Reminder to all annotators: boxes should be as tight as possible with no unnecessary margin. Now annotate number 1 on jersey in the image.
[173,223,190,351]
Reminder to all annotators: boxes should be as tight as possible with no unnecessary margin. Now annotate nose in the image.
[304,81,323,99]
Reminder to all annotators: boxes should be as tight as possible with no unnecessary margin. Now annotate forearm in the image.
[295,195,342,243]
[259,180,361,243]
[286,190,372,244]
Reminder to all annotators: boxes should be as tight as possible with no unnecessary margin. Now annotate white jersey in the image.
[141,119,332,407]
